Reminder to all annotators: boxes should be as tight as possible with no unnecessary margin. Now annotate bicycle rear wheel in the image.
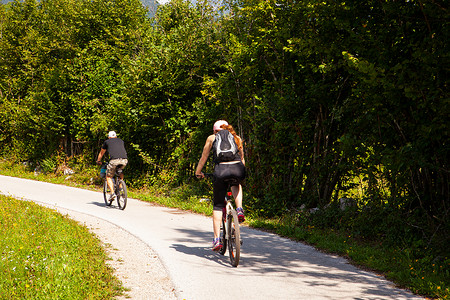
[116,179,127,210]
[103,179,113,206]
[219,218,227,255]
[227,208,241,267]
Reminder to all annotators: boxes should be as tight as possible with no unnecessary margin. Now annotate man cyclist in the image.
[96,131,128,201]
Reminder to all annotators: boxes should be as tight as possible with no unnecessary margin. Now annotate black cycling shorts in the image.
[212,162,246,211]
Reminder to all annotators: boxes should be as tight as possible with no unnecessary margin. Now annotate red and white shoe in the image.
[212,238,222,251]
[236,207,245,223]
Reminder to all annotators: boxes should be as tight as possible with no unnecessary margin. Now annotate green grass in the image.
[0,158,448,299]
[0,195,124,299]
[130,184,213,216]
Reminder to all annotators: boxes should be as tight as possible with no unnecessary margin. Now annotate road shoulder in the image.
[51,207,178,300]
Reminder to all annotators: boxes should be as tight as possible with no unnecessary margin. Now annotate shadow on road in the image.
[169,225,420,299]
[169,227,238,268]
[170,243,235,268]
[89,201,108,208]
[89,201,123,210]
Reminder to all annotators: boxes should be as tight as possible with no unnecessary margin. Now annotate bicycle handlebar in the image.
[195,172,213,179]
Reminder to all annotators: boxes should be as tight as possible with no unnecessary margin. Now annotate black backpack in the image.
[213,130,238,162]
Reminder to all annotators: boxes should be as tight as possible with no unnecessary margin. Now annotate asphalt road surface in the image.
[0,175,424,300]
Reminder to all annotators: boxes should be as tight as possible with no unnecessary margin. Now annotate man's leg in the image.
[106,161,118,196]
[106,176,115,196]
[117,159,127,185]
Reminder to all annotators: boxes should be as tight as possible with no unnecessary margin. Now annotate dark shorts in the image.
[212,162,246,210]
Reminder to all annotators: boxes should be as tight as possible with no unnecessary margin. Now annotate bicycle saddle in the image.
[223,177,239,186]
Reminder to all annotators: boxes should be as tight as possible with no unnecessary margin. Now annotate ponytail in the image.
[221,124,243,150]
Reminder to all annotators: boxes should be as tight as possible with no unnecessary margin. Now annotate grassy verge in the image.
[0,159,448,299]
[0,195,123,299]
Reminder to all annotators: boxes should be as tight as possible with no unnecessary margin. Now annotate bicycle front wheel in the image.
[227,208,241,267]
[103,179,113,206]
[116,179,127,210]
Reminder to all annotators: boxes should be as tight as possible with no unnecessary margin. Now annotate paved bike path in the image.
[0,175,423,300]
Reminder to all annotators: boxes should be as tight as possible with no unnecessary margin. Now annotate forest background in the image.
[0,0,448,297]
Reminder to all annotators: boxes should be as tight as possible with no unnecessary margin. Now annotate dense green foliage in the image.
[0,194,123,298]
[0,0,448,297]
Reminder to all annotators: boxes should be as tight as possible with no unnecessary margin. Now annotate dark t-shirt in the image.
[102,138,127,160]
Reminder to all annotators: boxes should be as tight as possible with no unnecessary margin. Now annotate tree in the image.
[0,0,149,160]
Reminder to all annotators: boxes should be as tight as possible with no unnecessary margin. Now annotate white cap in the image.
[108,131,117,138]
[213,120,228,131]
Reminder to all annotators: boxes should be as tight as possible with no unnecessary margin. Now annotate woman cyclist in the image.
[195,120,246,251]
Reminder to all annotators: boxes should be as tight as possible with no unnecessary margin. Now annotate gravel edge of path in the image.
[50,206,178,300]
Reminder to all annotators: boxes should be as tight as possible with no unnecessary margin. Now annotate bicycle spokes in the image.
[116,180,127,210]
[227,209,240,267]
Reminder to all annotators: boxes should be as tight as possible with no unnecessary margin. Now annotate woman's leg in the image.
[232,184,245,222]
[213,209,222,239]
[213,167,227,241]
[231,162,245,208]
[231,184,243,208]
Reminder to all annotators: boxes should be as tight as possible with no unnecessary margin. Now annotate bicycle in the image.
[100,162,128,210]
[204,173,241,267]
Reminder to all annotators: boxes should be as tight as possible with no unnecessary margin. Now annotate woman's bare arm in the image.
[195,134,215,177]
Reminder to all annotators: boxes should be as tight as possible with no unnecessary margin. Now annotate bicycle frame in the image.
[101,162,128,210]
[223,192,233,238]
[220,186,241,267]
[202,173,241,266]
